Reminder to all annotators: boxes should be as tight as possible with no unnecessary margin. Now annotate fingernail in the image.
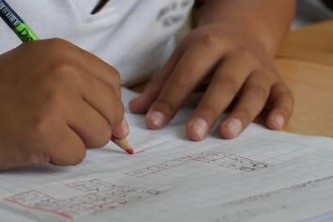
[190,118,208,140]
[273,114,285,129]
[147,111,165,128]
[226,119,242,138]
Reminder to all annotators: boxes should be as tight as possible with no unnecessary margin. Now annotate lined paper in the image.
[0,88,333,222]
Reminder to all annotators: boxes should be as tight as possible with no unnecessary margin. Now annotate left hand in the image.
[129,23,294,141]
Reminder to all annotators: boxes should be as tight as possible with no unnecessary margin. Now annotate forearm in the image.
[193,0,296,56]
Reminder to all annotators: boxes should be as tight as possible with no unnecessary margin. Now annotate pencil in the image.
[111,136,134,155]
[0,0,38,42]
[0,0,134,155]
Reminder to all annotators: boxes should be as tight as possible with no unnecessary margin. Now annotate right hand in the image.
[0,38,126,170]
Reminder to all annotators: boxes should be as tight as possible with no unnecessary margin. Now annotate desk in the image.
[278,20,333,66]
[276,59,333,137]
[276,21,333,137]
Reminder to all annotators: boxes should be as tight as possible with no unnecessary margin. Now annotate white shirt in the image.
[0,0,194,85]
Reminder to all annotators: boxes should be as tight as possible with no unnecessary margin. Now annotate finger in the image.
[42,39,121,96]
[49,125,87,166]
[129,46,184,114]
[0,145,49,170]
[47,58,125,146]
[80,72,124,126]
[219,71,271,139]
[67,96,112,148]
[7,119,86,168]
[266,82,294,130]
[76,53,129,139]
[146,38,224,129]
[71,44,122,96]
[52,45,126,145]
[77,52,129,140]
[79,72,127,140]
[186,53,256,141]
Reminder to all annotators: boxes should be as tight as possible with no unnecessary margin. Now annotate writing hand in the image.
[0,39,127,169]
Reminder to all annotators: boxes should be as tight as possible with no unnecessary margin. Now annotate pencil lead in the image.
[126,148,134,155]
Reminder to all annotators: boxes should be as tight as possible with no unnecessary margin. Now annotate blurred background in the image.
[294,0,333,28]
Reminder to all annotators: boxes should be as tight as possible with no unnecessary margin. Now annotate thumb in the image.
[111,118,129,139]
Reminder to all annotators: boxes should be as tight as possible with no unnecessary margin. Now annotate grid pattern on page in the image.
[0,88,333,222]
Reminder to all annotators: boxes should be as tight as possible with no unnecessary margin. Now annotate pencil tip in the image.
[127,148,134,155]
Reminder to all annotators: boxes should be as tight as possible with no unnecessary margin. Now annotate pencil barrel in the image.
[0,0,38,42]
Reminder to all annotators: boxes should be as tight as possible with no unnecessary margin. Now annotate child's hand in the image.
[0,39,126,170]
[130,23,294,141]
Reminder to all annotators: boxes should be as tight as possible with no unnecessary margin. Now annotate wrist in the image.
[194,18,281,57]
[192,0,294,57]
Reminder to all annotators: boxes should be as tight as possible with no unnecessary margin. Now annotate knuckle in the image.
[41,38,75,59]
[249,85,269,100]
[46,61,83,88]
[234,48,261,67]
[217,76,240,95]
[33,115,55,139]
[201,34,221,48]
[46,38,74,51]
[49,58,78,78]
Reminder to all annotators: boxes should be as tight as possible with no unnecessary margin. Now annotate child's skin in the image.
[130,0,296,141]
[0,0,295,169]
[0,40,127,169]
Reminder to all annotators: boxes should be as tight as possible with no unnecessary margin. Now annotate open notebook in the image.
[1,88,333,222]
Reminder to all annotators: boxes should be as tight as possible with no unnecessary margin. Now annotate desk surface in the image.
[278,21,333,66]
[276,21,333,138]
[276,59,333,137]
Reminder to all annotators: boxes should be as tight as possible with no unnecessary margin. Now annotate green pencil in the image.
[0,0,38,42]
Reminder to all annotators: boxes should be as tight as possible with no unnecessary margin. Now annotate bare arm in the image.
[193,0,296,55]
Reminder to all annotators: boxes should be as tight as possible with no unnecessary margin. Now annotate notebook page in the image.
[0,88,333,222]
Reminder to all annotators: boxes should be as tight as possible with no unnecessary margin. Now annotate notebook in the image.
[0,88,333,222]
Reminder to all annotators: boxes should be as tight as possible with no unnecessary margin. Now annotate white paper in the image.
[0,88,333,222]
